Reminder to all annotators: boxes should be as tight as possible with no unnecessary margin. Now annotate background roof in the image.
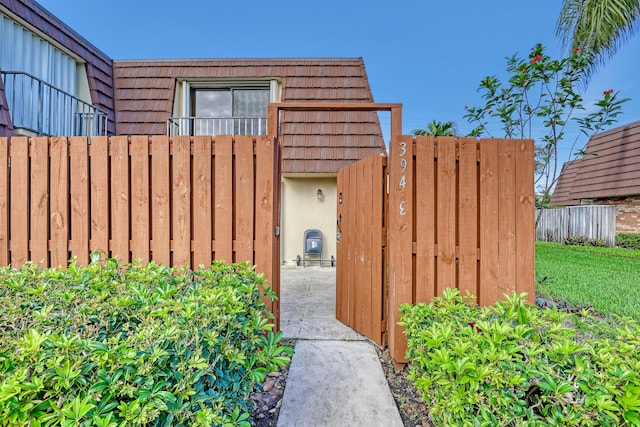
[551,121,640,205]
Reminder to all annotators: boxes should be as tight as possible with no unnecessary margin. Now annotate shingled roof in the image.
[551,120,640,205]
[0,0,116,135]
[113,58,386,174]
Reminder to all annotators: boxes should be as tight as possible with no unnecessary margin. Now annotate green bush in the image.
[0,257,292,426]
[400,289,640,426]
[564,235,608,247]
[616,233,640,250]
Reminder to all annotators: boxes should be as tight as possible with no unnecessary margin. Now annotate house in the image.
[0,0,386,265]
[551,120,640,234]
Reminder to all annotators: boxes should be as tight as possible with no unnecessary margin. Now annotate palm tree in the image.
[411,120,457,137]
[557,0,640,74]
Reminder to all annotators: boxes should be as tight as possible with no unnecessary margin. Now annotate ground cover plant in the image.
[616,233,640,250]
[400,289,640,426]
[536,241,640,320]
[0,257,292,426]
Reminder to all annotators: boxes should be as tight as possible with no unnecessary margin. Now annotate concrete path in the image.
[277,266,403,427]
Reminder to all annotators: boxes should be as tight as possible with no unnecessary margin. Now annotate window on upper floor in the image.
[0,10,106,137]
[168,80,279,136]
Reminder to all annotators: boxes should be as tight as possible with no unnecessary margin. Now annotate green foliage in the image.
[400,288,640,426]
[556,0,640,78]
[564,235,609,247]
[536,241,640,320]
[411,120,458,137]
[0,257,293,426]
[616,233,640,250]
[464,44,628,215]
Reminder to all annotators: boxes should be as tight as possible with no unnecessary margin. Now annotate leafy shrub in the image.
[616,233,640,250]
[564,235,608,247]
[400,289,640,426]
[0,257,292,426]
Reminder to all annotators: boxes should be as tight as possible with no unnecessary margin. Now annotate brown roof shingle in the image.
[551,120,640,205]
[113,57,385,173]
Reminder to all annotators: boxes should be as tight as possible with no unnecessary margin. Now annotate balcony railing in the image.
[167,117,267,137]
[1,71,108,137]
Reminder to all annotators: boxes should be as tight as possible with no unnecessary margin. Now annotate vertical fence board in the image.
[414,136,435,303]
[478,139,499,305]
[89,137,109,255]
[458,138,479,298]
[130,136,150,263]
[516,140,535,302]
[30,137,49,266]
[0,138,8,265]
[234,135,255,263]
[110,136,129,261]
[370,154,384,344]
[172,136,191,267]
[498,140,516,299]
[10,137,29,267]
[336,166,350,324]
[388,135,414,363]
[192,136,212,267]
[214,135,233,263]
[353,159,365,333]
[49,137,69,267]
[254,136,275,312]
[362,156,374,339]
[69,137,89,265]
[436,137,457,294]
[151,136,170,265]
[347,167,359,326]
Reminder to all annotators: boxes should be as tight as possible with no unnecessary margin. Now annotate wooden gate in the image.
[336,153,386,346]
[337,136,535,363]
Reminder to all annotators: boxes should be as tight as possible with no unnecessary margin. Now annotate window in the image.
[191,87,269,135]
[169,80,279,136]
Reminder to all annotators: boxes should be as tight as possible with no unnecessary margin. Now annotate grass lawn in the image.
[536,241,640,320]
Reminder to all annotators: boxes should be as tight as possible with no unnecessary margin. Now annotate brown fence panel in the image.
[89,137,109,257]
[336,153,386,346]
[0,135,280,326]
[70,137,89,265]
[150,136,170,265]
[130,135,150,263]
[0,138,8,265]
[30,137,49,266]
[387,136,535,363]
[10,137,28,267]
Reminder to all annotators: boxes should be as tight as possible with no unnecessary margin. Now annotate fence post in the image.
[387,135,414,364]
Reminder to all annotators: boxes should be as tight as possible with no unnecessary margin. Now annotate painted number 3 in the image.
[399,201,407,216]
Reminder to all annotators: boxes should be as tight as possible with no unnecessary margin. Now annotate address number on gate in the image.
[398,142,407,216]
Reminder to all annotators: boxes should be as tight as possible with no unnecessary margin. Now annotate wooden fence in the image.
[387,136,535,362]
[0,135,281,323]
[536,206,617,246]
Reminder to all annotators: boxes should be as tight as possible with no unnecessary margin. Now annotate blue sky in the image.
[38,0,640,161]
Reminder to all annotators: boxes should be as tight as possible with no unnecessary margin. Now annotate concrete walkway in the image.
[277,266,403,427]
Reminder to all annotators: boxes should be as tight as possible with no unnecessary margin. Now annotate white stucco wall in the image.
[281,175,337,266]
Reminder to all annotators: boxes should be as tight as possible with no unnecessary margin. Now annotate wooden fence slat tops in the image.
[0,135,279,285]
